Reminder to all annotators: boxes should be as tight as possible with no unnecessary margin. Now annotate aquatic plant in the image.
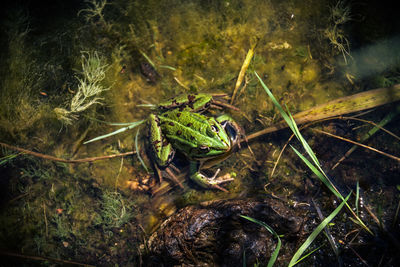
[324,26,351,64]
[0,147,19,166]
[94,191,133,230]
[52,214,72,240]
[0,15,50,139]
[78,0,110,30]
[324,0,352,64]
[21,164,52,181]
[54,51,110,125]
[329,0,352,25]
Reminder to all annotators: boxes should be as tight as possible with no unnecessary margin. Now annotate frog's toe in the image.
[212,172,235,185]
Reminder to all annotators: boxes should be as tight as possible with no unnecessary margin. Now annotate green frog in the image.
[148,93,241,191]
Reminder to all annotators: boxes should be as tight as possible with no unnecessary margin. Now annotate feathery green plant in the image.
[54,51,109,125]
[324,0,352,64]
[94,191,133,230]
[78,0,109,29]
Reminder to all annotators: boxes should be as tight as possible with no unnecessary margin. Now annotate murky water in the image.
[0,0,399,265]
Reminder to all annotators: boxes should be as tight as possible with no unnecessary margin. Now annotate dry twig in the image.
[0,142,135,164]
[313,129,400,163]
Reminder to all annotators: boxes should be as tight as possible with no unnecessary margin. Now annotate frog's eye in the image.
[198,145,210,153]
[211,125,219,133]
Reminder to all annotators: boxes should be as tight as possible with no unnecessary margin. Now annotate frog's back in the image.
[158,93,213,112]
[159,110,230,158]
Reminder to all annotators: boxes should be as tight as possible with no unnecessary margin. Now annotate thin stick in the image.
[0,250,95,267]
[248,113,400,143]
[0,142,135,163]
[346,246,369,266]
[332,111,400,170]
[343,116,400,142]
[165,168,184,189]
[270,133,295,177]
[312,198,342,265]
[43,202,48,237]
[313,129,400,162]
[213,100,240,111]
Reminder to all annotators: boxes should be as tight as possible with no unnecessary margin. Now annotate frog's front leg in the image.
[149,114,175,167]
[189,161,234,192]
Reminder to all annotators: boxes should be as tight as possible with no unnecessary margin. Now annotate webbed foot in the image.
[190,168,234,192]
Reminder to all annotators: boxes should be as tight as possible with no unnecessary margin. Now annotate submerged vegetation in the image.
[324,0,352,64]
[0,0,399,265]
[54,51,110,125]
[0,17,49,141]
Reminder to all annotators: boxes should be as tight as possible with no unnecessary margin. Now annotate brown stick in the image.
[164,168,184,189]
[213,100,240,111]
[0,141,135,163]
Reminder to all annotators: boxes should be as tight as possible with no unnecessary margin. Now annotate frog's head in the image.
[190,117,232,159]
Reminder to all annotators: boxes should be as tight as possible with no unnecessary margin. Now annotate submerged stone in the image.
[147,198,303,266]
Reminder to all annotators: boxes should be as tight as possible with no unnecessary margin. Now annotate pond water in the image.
[0,0,399,265]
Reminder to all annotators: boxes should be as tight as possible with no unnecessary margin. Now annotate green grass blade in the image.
[256,72,372,234]
[359,104,400,143]
[84,120,146,144]
[293,245,323,265]
[254,72,293,128]
[84,115,145,126]
[291,146,342,200]
[159,65,177,71]
[240,215,281,267]
[135,129,149,173]
[288,192,351,267]
[139,50,156,69]
[256,71,322,169]
[0,153,19,165]
[287,111,321,167]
